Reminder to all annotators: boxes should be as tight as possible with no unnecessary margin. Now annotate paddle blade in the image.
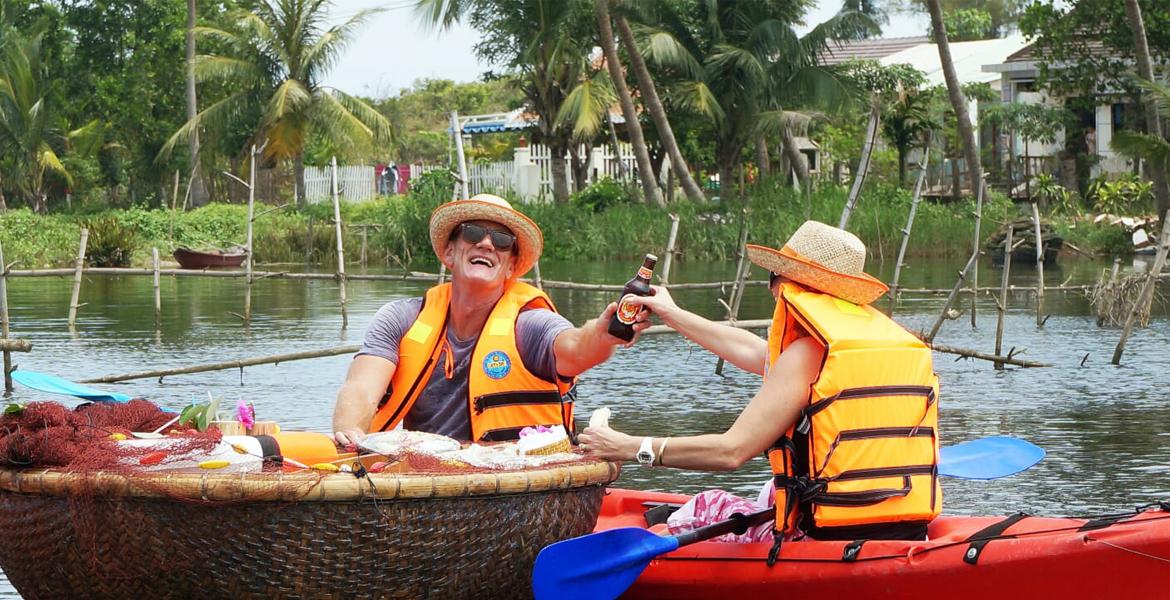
[11,371,133,403]
[532,527,679,600]
[939,436,1045,479]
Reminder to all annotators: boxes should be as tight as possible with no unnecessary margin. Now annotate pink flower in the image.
[236,398,255,429]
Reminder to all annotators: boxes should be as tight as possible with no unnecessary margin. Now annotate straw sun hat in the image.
[747,220,888,305]
[429,194,543,278]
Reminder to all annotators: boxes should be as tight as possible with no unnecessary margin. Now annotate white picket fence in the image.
[304,165,377,203]
[468,161,516,196]
[530,142,638,198]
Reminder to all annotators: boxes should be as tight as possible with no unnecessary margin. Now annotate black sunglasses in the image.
[456,223,516,251]
[769,271,782,287]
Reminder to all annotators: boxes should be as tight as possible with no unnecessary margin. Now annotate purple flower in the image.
[236,398,255,429]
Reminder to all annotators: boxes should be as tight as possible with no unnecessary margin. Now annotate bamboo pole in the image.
[67,228,89,327]
[839,93,880,229]
[0,238,10,391]
[359,225,369,266]
[716,218,751,375]
[306,216,314,264]
[152,248,161,328]
[451,111,470,199]
[970,177,986,328]
[80,345,364,383]
[331,156,348,328]
[888,155,929,313]
[927,342,1050,368]
[994,226,1013,371]
[1031,201,1045,328]
[0,339,30,352]
[245,146,257,325]
[925,251,979,343]
[660,213,680,286]
[533,261,544,291]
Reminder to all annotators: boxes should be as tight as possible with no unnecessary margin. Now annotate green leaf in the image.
[4,403,26,416]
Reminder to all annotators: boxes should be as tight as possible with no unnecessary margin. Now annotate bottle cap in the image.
[646,253,658,261]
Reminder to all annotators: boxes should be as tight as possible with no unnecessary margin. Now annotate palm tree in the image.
[631,0,875,197]
[612,9,704,202]
[185,0,207,207]
[1120,0,1170,223]
[593,0,661,205]
[882,88,937,187]
[418,0,597,204]
[0,31,101,214]
[161,0,392,206]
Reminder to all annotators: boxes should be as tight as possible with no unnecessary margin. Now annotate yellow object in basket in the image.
[310,463,339,472]
[108,433,128,441]
[198,460,231,469]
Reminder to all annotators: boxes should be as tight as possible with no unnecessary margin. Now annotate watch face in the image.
[636,451,653,466]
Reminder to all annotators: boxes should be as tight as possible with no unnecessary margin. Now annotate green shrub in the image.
[571,178,633,213]
[84,216,137,267]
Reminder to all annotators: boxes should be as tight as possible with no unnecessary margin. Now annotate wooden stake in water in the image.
[1113,204,1170,364]
[716,215,750,375]
[533,261,544,291]
[68,228,90,327]
[660,213,680,287]
[1031,201,1045,328]
[0,238,11,391]
[451,111,470,199]
[888,155,929,314]
[331,156,348,328]
[306,217,314,264]
[994,226,1013,371]
[152,248,162,328]
[926,251,978,343]
[970,177,986,329]
[245,145,258,325]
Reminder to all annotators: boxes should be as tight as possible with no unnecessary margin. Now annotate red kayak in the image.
[595,488,1170,599]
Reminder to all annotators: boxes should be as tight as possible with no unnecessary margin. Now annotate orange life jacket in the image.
[369,281,576,442]
[765,282,941,537]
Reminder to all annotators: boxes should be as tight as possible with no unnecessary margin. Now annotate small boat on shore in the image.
[593,487,1170,599]
[173,247,247,269]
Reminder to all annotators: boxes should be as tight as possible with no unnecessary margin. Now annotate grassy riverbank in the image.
[0,179,1131,270]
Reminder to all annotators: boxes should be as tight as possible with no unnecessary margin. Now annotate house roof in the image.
[880,35,1029,86]
[454,107,626,135]
[820,37,930,66]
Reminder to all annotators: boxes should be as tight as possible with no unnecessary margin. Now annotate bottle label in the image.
[616,294,640,325]
[638,266,653,280]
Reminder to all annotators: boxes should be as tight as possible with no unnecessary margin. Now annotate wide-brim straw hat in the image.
[747,220,888,305]
[429,194,543,279]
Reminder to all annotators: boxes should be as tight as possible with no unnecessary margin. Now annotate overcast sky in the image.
[323,1,931,98]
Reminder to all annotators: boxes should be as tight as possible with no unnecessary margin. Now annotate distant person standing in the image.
[1085,126,1097,155]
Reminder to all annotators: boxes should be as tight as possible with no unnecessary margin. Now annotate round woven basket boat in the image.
[0,460,620,600]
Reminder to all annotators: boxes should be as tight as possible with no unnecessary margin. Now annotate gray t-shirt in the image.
[358,297,573,440]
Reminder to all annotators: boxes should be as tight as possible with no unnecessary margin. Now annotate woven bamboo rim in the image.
[0,459,620,502]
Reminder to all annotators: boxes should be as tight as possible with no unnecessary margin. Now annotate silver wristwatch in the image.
[635,436,655,467]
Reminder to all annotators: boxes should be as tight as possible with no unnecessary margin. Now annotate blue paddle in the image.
[11,370,134,403]
[937,435,1045,480]
[532,436,1045,600]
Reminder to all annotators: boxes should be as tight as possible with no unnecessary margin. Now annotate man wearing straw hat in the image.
[333,194,647,446]
[580,221,940,552]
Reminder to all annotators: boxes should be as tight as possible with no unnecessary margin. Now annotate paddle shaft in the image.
[674,507,775,546]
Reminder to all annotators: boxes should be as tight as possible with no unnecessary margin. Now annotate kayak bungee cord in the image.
[651,507,1170,565]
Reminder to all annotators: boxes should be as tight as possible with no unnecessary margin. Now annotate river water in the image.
[1,255,1168,598]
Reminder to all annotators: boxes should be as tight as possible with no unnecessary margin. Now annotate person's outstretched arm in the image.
[577,336,820,469]
[332,355,396,446]
[553,302,650,377]
[629,286,768,375]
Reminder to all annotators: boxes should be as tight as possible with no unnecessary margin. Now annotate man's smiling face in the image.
[443,219,517,288]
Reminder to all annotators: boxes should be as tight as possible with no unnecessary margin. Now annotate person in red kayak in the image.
[332,194,648,446]
[580,221,941,559]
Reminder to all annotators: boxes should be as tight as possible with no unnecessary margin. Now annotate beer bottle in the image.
[607,254,657,342]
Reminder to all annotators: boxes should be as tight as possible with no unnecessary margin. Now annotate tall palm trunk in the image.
[925,0,983,197]
[780,124,808,186]
[186,0,208,207]
[294,150,306,206]
[755,133,771,180]
[1124,0,1170,223]
[595,1,661,205]
[614,14,705,203]
[549,140,571,204]
[716,140,740,200]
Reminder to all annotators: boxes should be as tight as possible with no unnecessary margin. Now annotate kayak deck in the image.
[596,488,1170,599]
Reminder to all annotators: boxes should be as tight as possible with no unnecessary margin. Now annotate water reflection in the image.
[0,256,1168,598]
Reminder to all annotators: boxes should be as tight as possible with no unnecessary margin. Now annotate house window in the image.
[1112,103,1127,131]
